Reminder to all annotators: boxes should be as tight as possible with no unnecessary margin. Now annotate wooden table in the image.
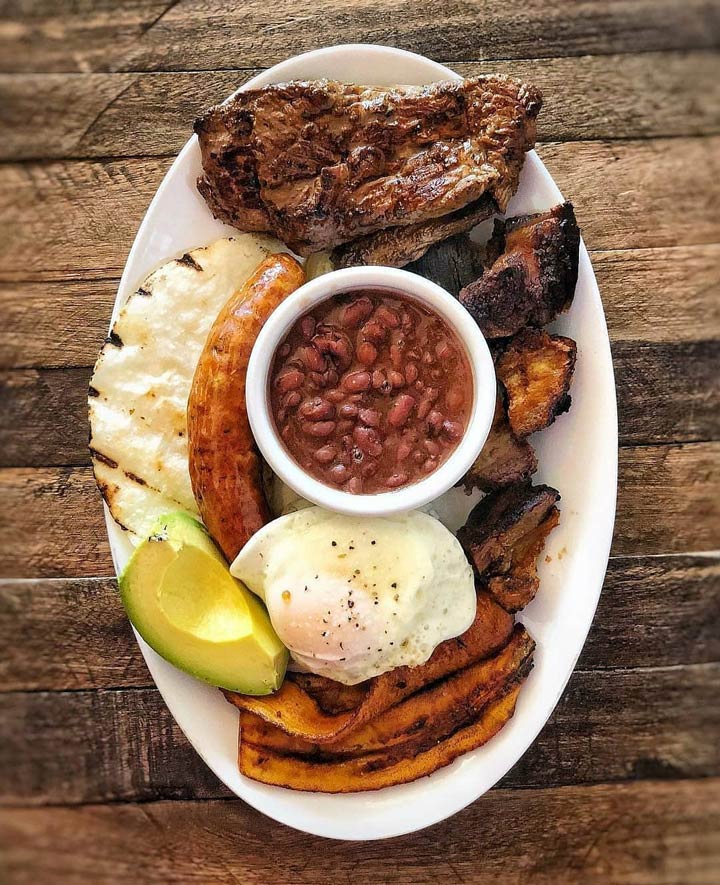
[1,2,719,881]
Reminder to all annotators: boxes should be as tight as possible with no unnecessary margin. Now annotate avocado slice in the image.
[119,512,288,694]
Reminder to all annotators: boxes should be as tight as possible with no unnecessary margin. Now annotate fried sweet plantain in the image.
[496,328,577,437]
[239,626,534,758]
[458,482,560,612]
[463,391,538,492]
[223,591,513,743]
[459,202,580,338]
[238,679,525,792]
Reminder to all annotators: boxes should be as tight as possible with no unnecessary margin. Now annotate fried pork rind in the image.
[460,202,580,338]
[239,679,526,793]
[223,591,513,743]
[458,482,561,612]
[239,626,534,758]
[496,328,577,438]
[463,391,538,492]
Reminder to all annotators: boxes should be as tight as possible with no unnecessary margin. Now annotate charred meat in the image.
[460,202,580,338]
[458,482,560,612]
[496,328,577,437]
[195,77,541,255]
[462,392,538,492]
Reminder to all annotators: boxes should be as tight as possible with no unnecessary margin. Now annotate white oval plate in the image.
[105,44,617,840]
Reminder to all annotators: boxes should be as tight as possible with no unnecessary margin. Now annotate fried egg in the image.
[230,507,476,684]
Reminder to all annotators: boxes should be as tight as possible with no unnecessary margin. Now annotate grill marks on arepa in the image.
[88,235,288,540]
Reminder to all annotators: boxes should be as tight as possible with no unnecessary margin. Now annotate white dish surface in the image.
[105,43,618,840]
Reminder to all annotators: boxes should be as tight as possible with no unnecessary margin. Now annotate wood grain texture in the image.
[1,138,718,283]
[2,340,716,468]
[1,444,718,578]
[1,0,718,73]
[2,781,719,884]
[2,52,719,161]
[2,245,718,370]
[1,557,717,692]
[1,663,718,805]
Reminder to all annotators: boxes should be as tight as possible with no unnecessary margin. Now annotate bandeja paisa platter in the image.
[90,44,617,840]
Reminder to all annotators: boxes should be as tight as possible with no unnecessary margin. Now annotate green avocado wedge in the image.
[119,512,288,694]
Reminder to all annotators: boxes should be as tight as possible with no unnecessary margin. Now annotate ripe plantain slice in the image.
[223,591,513,743]
[239,626,534,758]
[238,680,525,793]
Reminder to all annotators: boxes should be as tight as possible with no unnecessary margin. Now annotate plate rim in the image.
[105,42,618,840]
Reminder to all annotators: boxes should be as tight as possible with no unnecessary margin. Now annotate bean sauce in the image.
[269,290,473,494]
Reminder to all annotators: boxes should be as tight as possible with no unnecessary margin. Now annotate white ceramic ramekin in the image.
[246,265,496,516]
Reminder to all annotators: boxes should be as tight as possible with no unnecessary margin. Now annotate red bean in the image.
[337,419,355,434]
[357,341,378,366]
[389,344,403,369]
[324,368,339,387]
[300,316,316,340]
[425,387,440,403]
[339,403,358,418]
[396,441,413,462]
[385,473,409,488]
[417,397,432,420]
[424,439,441,456]
[446,387,464,412]
[427,410,444,434]
[435,340,452,361]
[303,420,336,437]
[329,464,349,484]
[405,362,418,385]
[299,398,335,421]
[358,408,381,427]
[308,371,327,389]
[299,344,326,372]
[353,425,383,457]
[407,349,421,361]
[342,371,371,392]
[278,342,291,358]
[431,368,442,381]
[281,391,302,409]
[412,450,424,464]
[371,370,385,389]
[442,420,464,441]
[388,394,416,428]
[361,320,387,344]
[326,388,345,403]
[276,408,287,425]
[313,444,337,464]
[388,370,405,388]
[422,457,437,472]
[414,379,425,392]
[374,305,400,328]
[345,477,363,495]
[342,297,374,328]
[422,351,434,366]
[361,461,379,479]
[275,369,304,392]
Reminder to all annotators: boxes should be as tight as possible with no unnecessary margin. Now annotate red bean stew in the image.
[269,289,473,494]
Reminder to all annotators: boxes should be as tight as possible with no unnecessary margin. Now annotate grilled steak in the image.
[460,202,580,338]
[195,77,542,255]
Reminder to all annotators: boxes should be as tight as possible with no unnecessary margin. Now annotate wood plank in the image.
[2,52,719,162]
[2,556,717,693]
[1,0,717,74]
[1,138,719,284]
[613,442,720,556]
[3,781,719,884]
[1,442,718,577]
[1,663,718,805]
[2,340,717,470]
[2,245,718,370]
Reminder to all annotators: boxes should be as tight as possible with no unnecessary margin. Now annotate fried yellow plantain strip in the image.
[187,253,306,562]
[223,592,513,743]
[239,681,524,792]
[239,626,534,756]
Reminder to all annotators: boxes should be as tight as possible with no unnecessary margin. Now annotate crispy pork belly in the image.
[496,328,577,437]
[462,393,537,492]
[195,77,541,255]
[459,202,580,338]
[457,482,561,612]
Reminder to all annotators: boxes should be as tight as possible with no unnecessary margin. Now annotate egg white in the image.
[230,507,476,684]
